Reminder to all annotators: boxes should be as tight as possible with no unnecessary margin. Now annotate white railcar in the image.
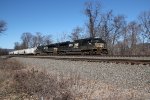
[24,47,37,54]
[9,47,37,55]
[13,50,19,54]
[18,49,25,55]
[9,51,14,55]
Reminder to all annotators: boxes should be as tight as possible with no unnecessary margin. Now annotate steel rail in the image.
[13,55,150,65]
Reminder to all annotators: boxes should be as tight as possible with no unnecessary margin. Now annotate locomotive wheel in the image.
[81,51,85,55]
[89,50,94,55]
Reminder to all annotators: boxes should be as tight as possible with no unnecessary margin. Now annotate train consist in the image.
[9,37,108,55]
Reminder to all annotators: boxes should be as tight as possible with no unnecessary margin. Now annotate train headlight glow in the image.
[95,43,104,48]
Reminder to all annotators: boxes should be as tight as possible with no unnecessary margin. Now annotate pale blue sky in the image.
[0,0,150,49]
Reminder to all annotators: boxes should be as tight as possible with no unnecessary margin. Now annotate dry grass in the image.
[0,59,24,70]
[0,59,150,100]
[0,59,73,100]
[12,69,74,100]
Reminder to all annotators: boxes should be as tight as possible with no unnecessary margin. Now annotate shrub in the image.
[0,59,24,70]
[11,68,73,99]
[0,59,74,99]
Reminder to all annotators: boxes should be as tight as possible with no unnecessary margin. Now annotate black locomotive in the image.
[35,37,108,55]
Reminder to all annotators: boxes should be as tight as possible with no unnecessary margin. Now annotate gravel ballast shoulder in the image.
[13,57,150,94]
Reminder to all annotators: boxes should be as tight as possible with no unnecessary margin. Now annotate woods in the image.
[14,32,52,50]
[83,1,150,55]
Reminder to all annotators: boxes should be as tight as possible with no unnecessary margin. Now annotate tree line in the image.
[83,1,150,55]
[14,32,52,50]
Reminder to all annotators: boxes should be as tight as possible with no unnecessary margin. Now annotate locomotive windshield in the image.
[91,38,105,43]
[93,40,99,43]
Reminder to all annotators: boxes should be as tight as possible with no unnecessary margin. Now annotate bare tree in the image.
[84,1,101,38]
[97,12,126,55]
[32,32,44,47]
[111,15,126,55]
[43,35,52,45]
[96,10,115,55]
[69,26,83,41]
[0,48,8,55]
[0,20,6,34]
[98,11,113,43]
[14,42,21,50]
[0,20,7,48]
[32,32,52,46]
[59,32,68,42]
[14,32,53,49]
[21,32,33,49]
[138,11,150,41]
[127,21,141,55]
[120,26,130,55]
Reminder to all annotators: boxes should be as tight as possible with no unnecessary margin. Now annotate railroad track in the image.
[10,55,150,65]
[0,55,12,60]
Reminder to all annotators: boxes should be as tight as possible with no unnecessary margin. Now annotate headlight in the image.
[95,43,104,48]
[44,47,48,50]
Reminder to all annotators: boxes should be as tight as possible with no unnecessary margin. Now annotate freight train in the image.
[9,37,108,55]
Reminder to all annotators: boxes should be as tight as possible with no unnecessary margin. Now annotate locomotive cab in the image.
[74,37,108,55]
[90,38,108,54]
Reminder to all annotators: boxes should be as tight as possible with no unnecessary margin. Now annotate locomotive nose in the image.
[95,43,104,48]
